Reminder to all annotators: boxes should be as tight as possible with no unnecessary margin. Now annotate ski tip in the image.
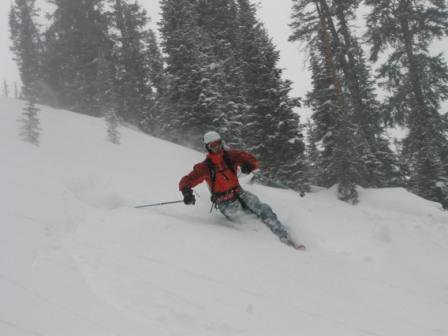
[280,237,306,251]
[295,244,306,251]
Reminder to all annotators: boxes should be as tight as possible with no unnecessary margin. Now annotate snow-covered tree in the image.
[43,0,111,116]
[15,82,20,99]
[193,0,245,148]
[290,0,360,202]
[3,80,9,97]
[145,30,164,95]
[18,85,41,145]
[237,0,308,192]
[10,0,42,145]
[159,0,216,146]
[110,0,156,127]
[365,0,448,208]
[291,0,402,192]
[140,30,165,135]
[96,49,120,145]
[305,47,340,188]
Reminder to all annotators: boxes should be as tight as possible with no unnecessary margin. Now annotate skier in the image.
[179,131,305,250]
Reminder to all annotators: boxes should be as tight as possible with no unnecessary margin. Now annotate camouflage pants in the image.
[216,189,288,239]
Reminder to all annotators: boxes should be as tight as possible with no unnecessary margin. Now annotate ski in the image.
[280,237,306,251]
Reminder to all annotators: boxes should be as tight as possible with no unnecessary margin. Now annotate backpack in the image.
[204,150,236,195]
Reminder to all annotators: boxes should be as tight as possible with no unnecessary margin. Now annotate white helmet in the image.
[203,131,221,144]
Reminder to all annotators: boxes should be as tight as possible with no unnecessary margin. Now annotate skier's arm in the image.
[231,150,259,173]
[179,162,209,192]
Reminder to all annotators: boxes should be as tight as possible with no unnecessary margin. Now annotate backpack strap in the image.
[204,158,216,194]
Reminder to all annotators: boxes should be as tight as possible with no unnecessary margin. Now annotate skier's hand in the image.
[241,162,255,174]
[182,188,196,205]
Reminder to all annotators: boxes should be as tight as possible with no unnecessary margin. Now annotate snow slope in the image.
[1,97,448,336]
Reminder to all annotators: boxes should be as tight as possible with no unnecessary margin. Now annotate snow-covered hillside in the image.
[1,97,448,336]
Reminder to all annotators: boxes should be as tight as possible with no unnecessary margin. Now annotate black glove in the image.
[182,188,196,205]
[241,162,255,174]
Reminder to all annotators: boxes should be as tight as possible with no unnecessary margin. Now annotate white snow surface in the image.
[1,97,448,336]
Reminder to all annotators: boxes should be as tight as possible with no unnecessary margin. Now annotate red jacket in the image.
[179,149,259,195]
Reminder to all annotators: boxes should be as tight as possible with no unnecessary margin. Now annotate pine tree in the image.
[290,1,334,190]
[290,0,359,202]
[333,2,402,187]
[9,0,41,89]
[237,0,308,192]
[10,0,42,145]
[14,82,20,99]
[110,0,156,128]
[292,0,401,190]
[194,0,245,147]
[3,81,9,97]
[159,0,216,146]
[304,118,321,186]
[365,0,448,208]
[145,30,164,95]
[96,49,120,145]
[19,85,41,145]
[141,30,165,135]
[105,106,120,145]
[43,0,111,116]
[305,47,340,188]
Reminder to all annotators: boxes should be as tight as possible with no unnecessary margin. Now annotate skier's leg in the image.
[236,190,288,239]
[216,199,245,222]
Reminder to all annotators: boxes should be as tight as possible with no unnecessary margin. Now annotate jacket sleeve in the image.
[229,150,259,170]
[179,162,210,191]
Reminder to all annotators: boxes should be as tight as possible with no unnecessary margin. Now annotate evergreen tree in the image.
[19,85,41,145]
[9,0,42,145]
[96,49,120,144]
[43,0,111,116]
[145,30,164,95]
[305,47,340,188]
[14,82,20,99]
[194,0,246,148]
[291,0,401,190]
[141,30,165,135]
[365,0,448,208]
[160,0,249,148]
[317,15,359,203]
[3,81,9,97]
[290,0,359,202]
[304,118,321,186]
[9,0,41,90]
[159,0,216,146]
[110,0,155,127]
[333,2,401,187]
[237,0,308,192]
[105,104,120,145]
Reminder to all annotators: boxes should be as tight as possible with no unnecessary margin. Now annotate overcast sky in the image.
[1,1,446,119]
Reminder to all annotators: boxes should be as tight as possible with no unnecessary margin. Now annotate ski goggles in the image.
[208,140,223,152]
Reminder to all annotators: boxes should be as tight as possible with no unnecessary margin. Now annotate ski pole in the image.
[135,200,184,208]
